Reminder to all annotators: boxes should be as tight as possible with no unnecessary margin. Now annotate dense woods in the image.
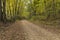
[0,0,60,23]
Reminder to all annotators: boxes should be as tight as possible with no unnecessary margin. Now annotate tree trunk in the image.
[2,0,6,22]
[0,0,2,21]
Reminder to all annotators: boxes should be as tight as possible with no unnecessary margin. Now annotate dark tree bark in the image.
[2,0,6,22]
[0,0,2,21]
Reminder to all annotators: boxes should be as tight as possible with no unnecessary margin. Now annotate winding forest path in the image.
[0,20,60,40]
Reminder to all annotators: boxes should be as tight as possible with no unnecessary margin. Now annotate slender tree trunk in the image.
[2,0,6,22]
[52,0,56,17]
[0,0,2,21]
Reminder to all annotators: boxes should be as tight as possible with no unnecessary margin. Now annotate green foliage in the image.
[0,0,60,23]
[28,0,60,21]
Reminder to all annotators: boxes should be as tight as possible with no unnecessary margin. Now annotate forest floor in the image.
[0,20,60,40]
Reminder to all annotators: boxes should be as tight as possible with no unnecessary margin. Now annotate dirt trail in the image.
[0,20,60,40]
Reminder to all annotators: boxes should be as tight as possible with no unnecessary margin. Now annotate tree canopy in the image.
[0,0,60,22]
